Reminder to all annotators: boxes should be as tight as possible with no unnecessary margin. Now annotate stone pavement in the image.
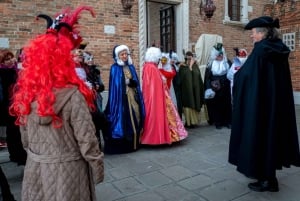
[1,105,300,201]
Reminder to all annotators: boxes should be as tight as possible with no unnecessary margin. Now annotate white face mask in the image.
[238,57,247,65]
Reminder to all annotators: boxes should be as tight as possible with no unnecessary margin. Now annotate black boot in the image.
[248,177,279,192]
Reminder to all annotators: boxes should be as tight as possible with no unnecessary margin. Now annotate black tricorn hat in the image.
[244,16,280,30]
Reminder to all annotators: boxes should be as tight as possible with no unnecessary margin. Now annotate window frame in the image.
[160,5,176,53]
[282,32,296,51]
[223,0,249,26]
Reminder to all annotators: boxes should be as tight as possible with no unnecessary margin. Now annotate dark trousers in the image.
[0,166,16,201]
[206,86,232,127]
[6,116,27,165]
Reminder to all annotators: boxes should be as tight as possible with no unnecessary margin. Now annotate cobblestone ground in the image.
[1,105,300,201]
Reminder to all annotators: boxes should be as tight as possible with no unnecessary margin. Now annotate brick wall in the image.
[0,0,139,87]
[0,0,299,91]
[264,1,300,91]
[188,0,299,91]
[188,0,269,60]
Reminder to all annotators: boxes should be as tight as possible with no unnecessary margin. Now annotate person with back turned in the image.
[9,6,104,200]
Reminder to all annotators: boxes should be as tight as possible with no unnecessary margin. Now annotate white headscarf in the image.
[208,44,229,76]
[114,44,133,66]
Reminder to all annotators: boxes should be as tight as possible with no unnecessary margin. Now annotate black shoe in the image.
[248,178,279,192]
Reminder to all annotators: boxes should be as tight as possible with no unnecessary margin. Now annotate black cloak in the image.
[0,68,17,126]
[228,38,300,179]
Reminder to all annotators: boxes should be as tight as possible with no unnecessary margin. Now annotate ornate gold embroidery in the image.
[123,66,132,79]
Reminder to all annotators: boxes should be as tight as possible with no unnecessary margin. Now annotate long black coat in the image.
[0,68,17,126]
[228,38,300,179]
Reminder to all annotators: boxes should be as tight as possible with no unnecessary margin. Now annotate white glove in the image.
[125,78,130,85]
[205,88,216,99]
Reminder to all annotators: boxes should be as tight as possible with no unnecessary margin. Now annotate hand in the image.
[190,58,195,66]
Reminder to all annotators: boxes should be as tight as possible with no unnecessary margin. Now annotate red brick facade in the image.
[0,0,299,92]
[0,1,139,87]
[264,1,300,91]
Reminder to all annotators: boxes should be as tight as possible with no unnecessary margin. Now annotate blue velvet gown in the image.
[103,62,145,154]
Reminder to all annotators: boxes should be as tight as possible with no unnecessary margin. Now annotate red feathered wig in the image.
[9,6,96,127]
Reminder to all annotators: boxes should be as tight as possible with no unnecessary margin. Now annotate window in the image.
[160,6,175,52]
[282,32,296,51]
[228,0,241,21]
[224,0,249,25]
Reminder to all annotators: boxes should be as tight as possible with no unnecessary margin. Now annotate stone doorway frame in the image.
[138,0,189,67]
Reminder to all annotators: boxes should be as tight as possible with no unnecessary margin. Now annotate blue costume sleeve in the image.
[105,63,125,138]
[105,63,145,138]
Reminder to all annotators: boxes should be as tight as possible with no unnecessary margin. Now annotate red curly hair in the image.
[9,31,95,128]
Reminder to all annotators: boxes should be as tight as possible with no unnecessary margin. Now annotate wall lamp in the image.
[121,0,134,13]
[200,0,216,20]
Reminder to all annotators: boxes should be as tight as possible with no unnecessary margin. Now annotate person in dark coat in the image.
[204,43,232,129]
[0,49,27,165]
[169,51,183,118]
[83,50,106,149]
[0,166,16,201]
[228,16,300,192]
[179,51,204,128]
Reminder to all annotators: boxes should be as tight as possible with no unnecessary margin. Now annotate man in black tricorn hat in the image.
[228,16,300,192]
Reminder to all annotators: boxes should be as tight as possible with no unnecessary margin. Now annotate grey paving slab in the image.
[247,187,300,201]
[177,174,215,190]
[137,171,173,187]
[148,154,179,167]
[201,165,251,184]
[154,183,204,201]
[159,165,197,181]
[109,167,134,180]
[280,170,300,191]
[197,180,249,201]
[1,105,300,201]
[112,177,146,195]
[117,191,165,201]
[179,157,218,173]
[95,183,123,201]
[231,193,270,201]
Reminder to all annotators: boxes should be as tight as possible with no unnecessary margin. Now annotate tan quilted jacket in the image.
[20,86,104,201]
